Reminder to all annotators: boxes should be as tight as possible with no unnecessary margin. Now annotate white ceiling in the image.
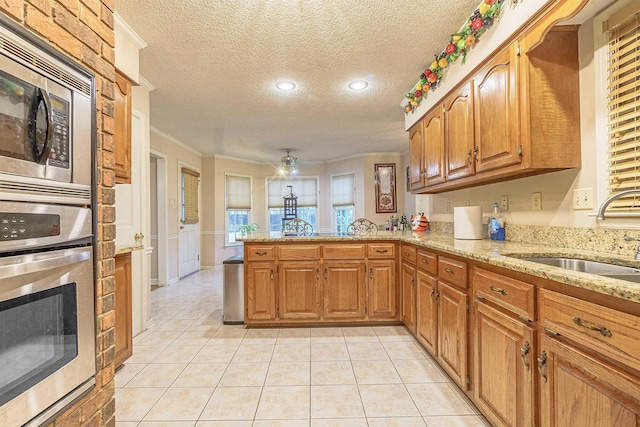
[114,0,481,163]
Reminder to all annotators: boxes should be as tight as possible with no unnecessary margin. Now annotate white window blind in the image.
[268,177,318,208]
[331,173,355,207]
[606,6,640,211]
[226,174,252,210]
[181,167,199,224]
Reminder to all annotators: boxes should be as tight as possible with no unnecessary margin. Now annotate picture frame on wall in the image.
[374,163,396,213]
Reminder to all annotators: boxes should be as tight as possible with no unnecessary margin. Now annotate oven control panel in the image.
[0,213,60,241]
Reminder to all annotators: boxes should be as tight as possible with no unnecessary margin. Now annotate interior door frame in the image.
[178,161,201,278]
[150,149,168,287]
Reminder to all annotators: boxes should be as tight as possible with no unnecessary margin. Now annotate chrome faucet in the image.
[595,189,640,220]
[625,236,640,261]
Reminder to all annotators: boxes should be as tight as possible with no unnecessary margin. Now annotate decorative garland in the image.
[404,0,506,114]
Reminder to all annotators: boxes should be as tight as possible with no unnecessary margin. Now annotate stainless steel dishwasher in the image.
[222,255,244,324]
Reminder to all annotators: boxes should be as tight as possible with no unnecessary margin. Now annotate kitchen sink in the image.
[518,257,640,283]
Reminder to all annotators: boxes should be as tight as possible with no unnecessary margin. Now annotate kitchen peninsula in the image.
[242,231,640,426]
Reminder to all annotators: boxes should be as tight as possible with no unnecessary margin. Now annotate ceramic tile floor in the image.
[115,269,490,427]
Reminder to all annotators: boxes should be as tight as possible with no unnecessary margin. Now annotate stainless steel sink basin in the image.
[519,257,640,283]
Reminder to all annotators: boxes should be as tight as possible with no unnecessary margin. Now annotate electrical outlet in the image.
[465,200,470,206]
[532,192,542,211]
[573,188,594,210]
[500,195,509,211]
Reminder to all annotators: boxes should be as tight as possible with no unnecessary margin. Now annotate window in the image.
[605,4,640,212]
[181,167,199,224]
[332,173,355,233]
[267,177,318,232]
[226,174,252,245]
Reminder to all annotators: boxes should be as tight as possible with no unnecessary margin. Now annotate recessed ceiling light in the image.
[276,81,296,91]
[348,80,369,90]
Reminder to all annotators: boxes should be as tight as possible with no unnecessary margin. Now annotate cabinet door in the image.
[324,261,366,319]
[474,302,535,427]
[444,82,475,181]
[246,262,276,321]
[423,107,445,186]
[437,281,468,389]
[278,261,322,320]
[368,260,397,319]
[114,253,132,368]
[416,270,438,355]
[538,334,640,427]
[114,71,132,184]
[409,121,425,191]
[474,43,521,173]
[401,263,416,333]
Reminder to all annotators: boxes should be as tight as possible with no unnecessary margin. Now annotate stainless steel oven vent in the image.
[0,180,91,204]
[0,34,91,96]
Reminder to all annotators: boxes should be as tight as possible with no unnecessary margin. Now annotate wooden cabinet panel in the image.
[323,261,366,319]
[416,269,438,355]
[278,261,321,320]
[424,108,445,187]
[277,244,320,260]
[401,263,417,333]
[401,244,417,264]
[114,71,132,184]
[246,245,276,261]
[114,253,132,368]
[539,289,640,373]
[474,267,535,320]
[444,82,475,181]
[368,260,397,319]
[323,244,365,259]
[367,243,395,259]
[409,121,425,191]
[416,249,437,275]
[538,334,640,427]
[246,262,276,321]
[438,256,468,289]
[474,43,521,173]
[437,281,468,389]
[474,302,535,427]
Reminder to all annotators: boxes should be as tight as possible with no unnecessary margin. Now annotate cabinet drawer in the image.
[367,243,396,259]
[474,268,535,320]
[539,289,640,373]
[246,245,275,261]
[401,245,417,264]
[417,250,437,275]
[323,244,365,259]
[278,244,321,260]
[438,256,468,289]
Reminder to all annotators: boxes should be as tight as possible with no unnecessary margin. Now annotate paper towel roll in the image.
[454,206,483,240]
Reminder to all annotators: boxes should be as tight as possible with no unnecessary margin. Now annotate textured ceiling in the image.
[114,0,480,163]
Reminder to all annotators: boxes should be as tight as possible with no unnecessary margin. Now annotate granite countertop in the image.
[241,231,640,304]
[116,244,145,255]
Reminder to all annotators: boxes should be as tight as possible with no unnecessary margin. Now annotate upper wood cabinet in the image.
[114,71,132,184]
[444,82,475,182]
[408,25,581,193]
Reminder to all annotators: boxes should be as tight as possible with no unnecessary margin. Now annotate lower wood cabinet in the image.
[474,301,535,427]
[538,333,640,427]
[416,269,438,355]
[368,259,397,319]
[437,281,468,390]
[278,261,322,320]
[114,252,132,369]
[323,261,366,319]
[401,262,417,333]
[245,261,276,321]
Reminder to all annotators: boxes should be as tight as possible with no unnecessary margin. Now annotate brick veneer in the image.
[0,1,117,426]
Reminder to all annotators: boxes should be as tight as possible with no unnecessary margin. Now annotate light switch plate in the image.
[573,188,594,210]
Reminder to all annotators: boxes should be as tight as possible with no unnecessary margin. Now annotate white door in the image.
[178,166,200,278]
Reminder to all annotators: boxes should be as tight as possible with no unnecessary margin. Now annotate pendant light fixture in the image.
[279,149,298,176]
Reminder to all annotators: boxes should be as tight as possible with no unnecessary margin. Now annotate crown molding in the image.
[114,12,147,49]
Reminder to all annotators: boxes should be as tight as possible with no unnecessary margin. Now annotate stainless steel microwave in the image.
[0,23,93,205]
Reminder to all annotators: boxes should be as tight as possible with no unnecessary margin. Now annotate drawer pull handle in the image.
[255,251,267,256]
[376,249,388,254]
[572,317,612,337]
[421,259,429,264]
[370,268,373,279]
[521,341,530,371]
[444,268,455,274]
[537,351,547,383]
[489,285,508,296]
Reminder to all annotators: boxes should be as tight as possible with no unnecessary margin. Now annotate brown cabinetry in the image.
[114,71,132,184]
[368,259,397,319]
[278,261,322,320]
[401,262,417,333]
[437,281,468,389]
[246,261,276,321]
[409,108,445,191]
[323,261,366,319]
[444,82,475,182]
[416,268,438,355]
[114,252,132,368]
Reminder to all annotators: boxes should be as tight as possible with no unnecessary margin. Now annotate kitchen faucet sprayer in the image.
[595,189,640,220]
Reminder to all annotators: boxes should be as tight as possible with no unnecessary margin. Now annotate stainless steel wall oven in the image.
[0,16,97,427]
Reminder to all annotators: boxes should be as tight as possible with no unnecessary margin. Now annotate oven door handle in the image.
[0,249,90,278]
